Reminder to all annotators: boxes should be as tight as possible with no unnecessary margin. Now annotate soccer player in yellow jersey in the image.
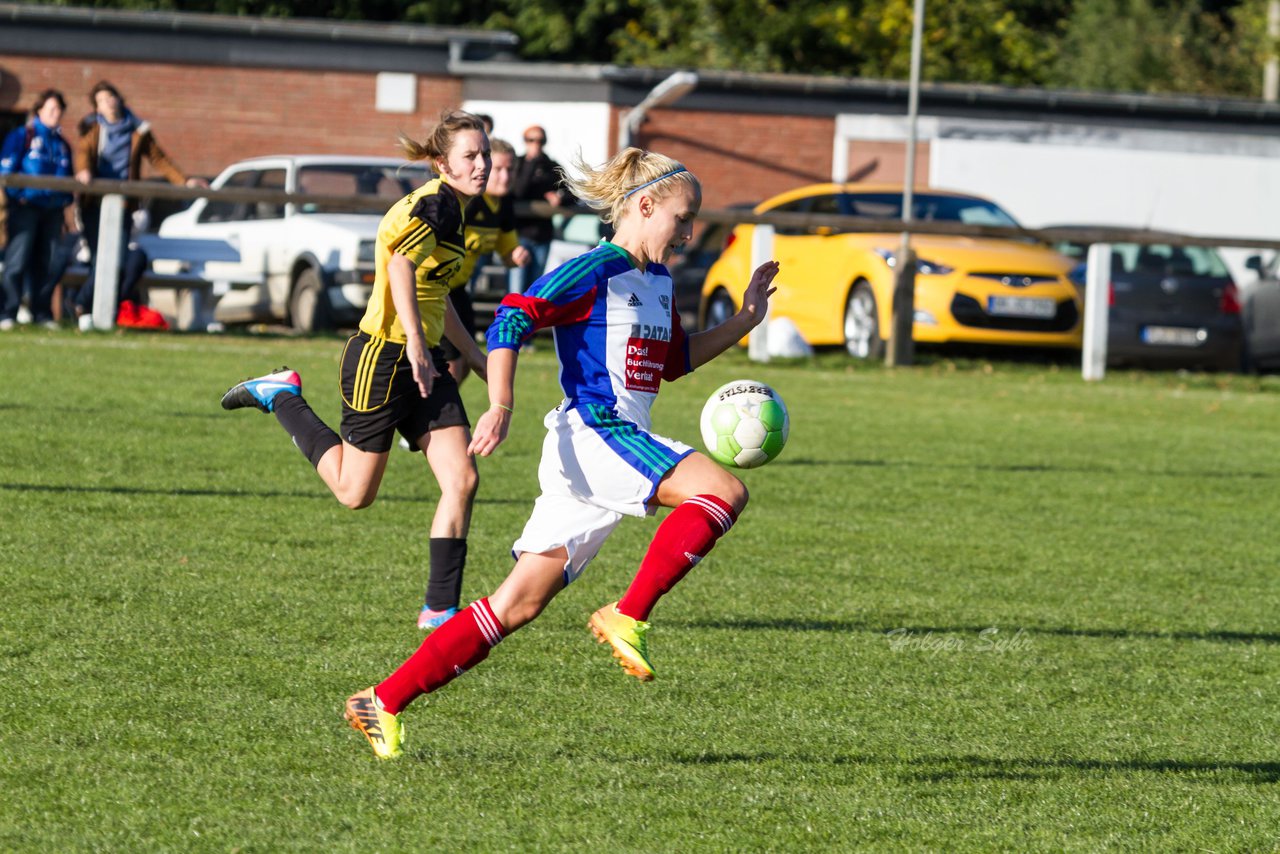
[438,137,530,386]
[221,110,492,631]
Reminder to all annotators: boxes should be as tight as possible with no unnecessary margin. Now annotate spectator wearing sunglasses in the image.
[510,125,573,290]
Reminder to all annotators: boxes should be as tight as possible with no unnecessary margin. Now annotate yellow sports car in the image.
[700,184,1081,358]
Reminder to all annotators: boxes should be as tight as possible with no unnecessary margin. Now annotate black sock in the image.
[273,393,341,469]
[425,537,467,611]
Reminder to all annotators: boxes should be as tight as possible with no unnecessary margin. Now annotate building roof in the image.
[5,2,1280,132]
[0,2,518,73]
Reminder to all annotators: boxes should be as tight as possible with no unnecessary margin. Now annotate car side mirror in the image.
[1246,254,1265,273]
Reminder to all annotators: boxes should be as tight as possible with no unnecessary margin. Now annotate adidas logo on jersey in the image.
[627,293,643,307]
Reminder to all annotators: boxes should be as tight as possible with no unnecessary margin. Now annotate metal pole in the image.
[1082,243,1112,381]
[1266,0,1280,103]
[886,0,925,367]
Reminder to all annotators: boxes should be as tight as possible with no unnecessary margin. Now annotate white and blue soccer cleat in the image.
[417,605,459,631]
[220,367,302,413]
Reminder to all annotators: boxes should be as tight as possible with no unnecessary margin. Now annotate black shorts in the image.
[339,332,469,453]
[438,286,476,363]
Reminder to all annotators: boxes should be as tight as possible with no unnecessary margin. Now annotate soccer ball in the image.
[699,380,789,469]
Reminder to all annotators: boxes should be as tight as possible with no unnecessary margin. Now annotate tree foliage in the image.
[18,0,1278,98]
[1049,0,1271,95]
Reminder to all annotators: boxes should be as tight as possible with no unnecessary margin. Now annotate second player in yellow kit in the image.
[437,137,530,386]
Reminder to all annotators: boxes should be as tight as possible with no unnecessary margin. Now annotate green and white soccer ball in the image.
[699,379,789,469]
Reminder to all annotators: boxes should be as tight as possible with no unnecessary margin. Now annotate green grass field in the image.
[3,328,1280,851]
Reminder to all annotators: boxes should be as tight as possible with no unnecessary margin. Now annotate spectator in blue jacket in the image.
[0,89,73,330]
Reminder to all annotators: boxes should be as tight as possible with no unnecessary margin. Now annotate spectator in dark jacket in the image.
[509,125,572,290]
[0,89,73,330]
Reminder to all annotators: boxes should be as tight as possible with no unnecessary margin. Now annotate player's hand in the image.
[511,245,532,267]
[739,260,780,329]
[406,338,437,398]
[468,406,511,456]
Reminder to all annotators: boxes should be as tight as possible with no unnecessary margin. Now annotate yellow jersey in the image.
[450,193,520,288]
[359,178,466,346]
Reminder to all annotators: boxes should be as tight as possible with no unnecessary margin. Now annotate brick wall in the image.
[0,55,462,180]
[841,139,931,186]
[0,53,899,212]
[632,107,837,210]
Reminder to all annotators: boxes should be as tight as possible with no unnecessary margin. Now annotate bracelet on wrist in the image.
[493,403,514,414]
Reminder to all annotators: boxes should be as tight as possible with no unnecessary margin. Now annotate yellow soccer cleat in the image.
[589,602,655,682]
[344,687,404,760]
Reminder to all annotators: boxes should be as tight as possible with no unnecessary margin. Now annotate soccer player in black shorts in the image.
[221,110,492,632]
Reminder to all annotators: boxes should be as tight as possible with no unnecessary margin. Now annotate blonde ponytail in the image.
[560,147,699,224]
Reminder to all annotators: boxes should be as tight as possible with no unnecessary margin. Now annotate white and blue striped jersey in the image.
[486,240,693,432]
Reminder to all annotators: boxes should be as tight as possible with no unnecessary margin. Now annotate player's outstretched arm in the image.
[687,260,779,370]
[468,347,517,456]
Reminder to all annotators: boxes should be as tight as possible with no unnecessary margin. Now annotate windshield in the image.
[295,163,433,214]
[1055,241,1230,277]
[1112,243,1230,277]
[837,192,1021,227]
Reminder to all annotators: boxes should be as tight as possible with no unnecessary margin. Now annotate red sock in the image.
[616,495,738,621]
[374,597,505,714]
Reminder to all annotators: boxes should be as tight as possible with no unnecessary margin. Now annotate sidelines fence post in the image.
[1082,242,1111,381]
[748,224,774,363]
[886,231,916,367]
[91,193,126,331]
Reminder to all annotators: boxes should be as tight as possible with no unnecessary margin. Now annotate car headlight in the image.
[357,240,376,265]
[874,248,953,276]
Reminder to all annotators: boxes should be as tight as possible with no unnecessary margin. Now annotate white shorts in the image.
[511,402,693,585]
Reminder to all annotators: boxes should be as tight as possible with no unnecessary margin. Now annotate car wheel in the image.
[844,282,884,360]
[289,267,331,333]
[704,289,736,330]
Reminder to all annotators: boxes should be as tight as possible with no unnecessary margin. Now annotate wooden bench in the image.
[135,234,260,331]
[50,232,258,331]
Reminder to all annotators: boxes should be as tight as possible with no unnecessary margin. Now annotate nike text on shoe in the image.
[344,687,404,759]
[221,367,302,413]
[417,605,459,632]
[589,602,655,682]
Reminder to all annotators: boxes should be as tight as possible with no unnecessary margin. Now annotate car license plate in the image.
[1141,326,1204,347]
[986,296,1056,319]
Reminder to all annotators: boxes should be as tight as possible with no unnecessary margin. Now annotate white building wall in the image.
[835,113,1280,283]
[462,99,611,177]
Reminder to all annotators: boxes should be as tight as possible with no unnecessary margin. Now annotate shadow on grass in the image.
[680,617,1280,645]
[666,751,1280,783]
[898,754,1280,784]
[0,481,524,504]
[780,456,1280,480]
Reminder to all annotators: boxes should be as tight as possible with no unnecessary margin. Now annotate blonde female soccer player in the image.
[343,147,779,759]
[221,111,491,630]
